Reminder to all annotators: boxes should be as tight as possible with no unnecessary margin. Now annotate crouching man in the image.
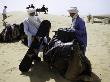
[23,8,42,47]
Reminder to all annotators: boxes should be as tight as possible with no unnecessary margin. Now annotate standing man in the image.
[23,8,42,47]
[68,7,87,55]
[2,6,7,21]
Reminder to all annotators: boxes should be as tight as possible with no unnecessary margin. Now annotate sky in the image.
[0,0,110,15]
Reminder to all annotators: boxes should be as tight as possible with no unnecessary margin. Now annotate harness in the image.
[43,28,91,76]
[44,28,76,64]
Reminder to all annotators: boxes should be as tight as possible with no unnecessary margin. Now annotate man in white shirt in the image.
[23,8,42,47]
[2,6,7,21]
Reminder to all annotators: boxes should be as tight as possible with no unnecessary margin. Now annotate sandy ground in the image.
[0,11,110,82]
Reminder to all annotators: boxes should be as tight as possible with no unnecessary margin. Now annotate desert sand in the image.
[0,11,110,82]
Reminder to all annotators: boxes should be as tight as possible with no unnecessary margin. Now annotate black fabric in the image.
[36,20,51,37]
[30,37,44,49]
[19,53,33,72]
[56,28,75,42]
[43,27,77,64]
[1,25,13,42]
[44,41,75,65]
[19,23,25,37]
[0,23,25,42]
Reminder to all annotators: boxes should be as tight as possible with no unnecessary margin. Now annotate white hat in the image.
[27,8,35,14]
[68,7,79,13]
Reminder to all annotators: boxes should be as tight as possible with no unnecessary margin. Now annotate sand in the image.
[0,11,110,82]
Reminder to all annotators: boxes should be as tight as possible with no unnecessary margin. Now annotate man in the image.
[26,5,31,9]
[87,14,92,23]
[2,6,7,21]
[23,8,42,47]
[41,5,45,11]
[31,4,35,9]
[68,7,87,55]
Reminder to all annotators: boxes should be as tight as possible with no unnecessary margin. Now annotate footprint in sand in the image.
[4,67,17,74]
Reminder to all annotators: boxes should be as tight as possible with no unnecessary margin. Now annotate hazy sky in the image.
[0,0,110,15]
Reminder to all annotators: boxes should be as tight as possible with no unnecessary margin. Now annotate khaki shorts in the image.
[2,14,7,20]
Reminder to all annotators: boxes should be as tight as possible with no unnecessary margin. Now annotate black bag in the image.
[56,28,75,42]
